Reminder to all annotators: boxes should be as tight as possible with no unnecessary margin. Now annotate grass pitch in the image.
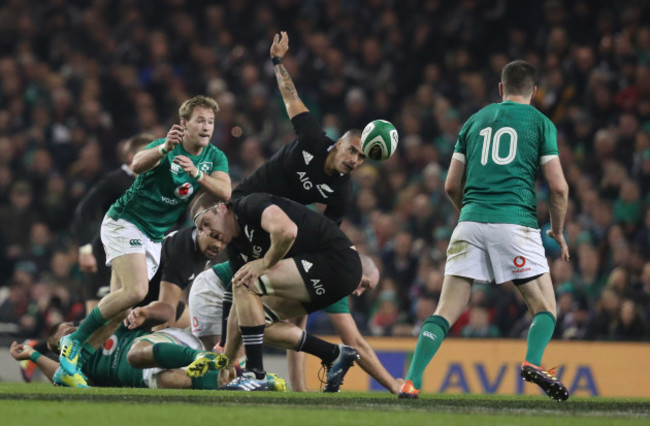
[1,382,649,426]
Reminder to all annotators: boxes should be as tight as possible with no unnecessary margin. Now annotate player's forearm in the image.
[263,231,296,269]
[354,339,399,393]
[197,174,231,201]
[446,187,464,213]
[131,145,165,174]
[273,63,308,118]
[548,186,568,234]
[35,355,60,381]
[141,302,176,326]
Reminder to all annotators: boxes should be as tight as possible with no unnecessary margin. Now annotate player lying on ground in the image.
[189,260,403,393]
[398,60,570,401]
[10,319,234,389]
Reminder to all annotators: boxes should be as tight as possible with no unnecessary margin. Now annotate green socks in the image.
[70,307,107,343]
[152,343,202,369]
[191,371,221,390]
[406,315,450,390]
[525,311,556,366]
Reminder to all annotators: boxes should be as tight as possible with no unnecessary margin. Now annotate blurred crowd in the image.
[0,0,649,343]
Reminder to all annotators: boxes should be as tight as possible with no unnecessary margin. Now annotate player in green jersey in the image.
[58,96,232,386]
[399,60,571,401]
[10,321,230,389]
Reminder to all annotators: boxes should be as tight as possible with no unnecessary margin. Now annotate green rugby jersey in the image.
[107,138,229,241]
[453,101,558,228]
[81,326,149,387]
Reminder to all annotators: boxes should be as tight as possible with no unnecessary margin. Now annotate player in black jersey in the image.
[74,134,153,313]
[233,31,366,225]
[193,192,362,391]
[124,225,225,331]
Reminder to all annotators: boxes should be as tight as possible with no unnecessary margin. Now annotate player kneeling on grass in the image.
[192,193,362,391]
[189,259,403,393]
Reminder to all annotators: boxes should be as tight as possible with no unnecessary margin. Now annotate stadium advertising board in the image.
[306,338,650,397]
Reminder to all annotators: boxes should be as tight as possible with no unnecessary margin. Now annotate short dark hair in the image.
[501,60,536,96]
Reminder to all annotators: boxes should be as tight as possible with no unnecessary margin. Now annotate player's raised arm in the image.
[131,125,184,174]
[271,32,309,119]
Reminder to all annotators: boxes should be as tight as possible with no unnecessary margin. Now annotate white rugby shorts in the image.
[188,269,225,338]
[136,327,205,388]
[100,216,161,280]
[444,221,549,284]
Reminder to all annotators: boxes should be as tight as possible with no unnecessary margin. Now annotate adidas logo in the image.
[423,331,437,341]
[302,150,314,165]
[238,380,264,391]
[301,259,313,272]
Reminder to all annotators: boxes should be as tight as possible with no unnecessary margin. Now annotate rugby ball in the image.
[361,120,398,161]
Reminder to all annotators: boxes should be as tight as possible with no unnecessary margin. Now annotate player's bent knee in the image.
[123,284,149,306]
[126,341,151,368]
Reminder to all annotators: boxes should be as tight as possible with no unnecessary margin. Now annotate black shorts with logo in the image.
[293,243,361,314]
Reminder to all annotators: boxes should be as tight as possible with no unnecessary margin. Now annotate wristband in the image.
[79,244,93,255]
[271,56,282,66]
[192,169,203,181]
[29,351,42,363]
[159,144,168,155]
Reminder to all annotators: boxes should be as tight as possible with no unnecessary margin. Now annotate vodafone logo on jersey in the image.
[102,335,118,356]
[192,316,201,332]
[512,256,531,274]
[174,182,194,200]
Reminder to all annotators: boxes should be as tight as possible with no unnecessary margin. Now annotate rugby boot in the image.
[398,380,420,399]
[58,334,81,375]
[53,365,89,388]
[220,370,269,391]
[323,345,360,392]
[520,361,569,401]
[186,352,229,378]
[266,373,287,392]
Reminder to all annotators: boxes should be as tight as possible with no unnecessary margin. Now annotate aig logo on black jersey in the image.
[296,172,334,199]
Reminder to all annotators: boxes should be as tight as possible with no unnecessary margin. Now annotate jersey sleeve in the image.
[540,116,559,163]
[291,112,330,146]
[452,119,471,164]
[237,193,274,226]
[160,233,186,289]
[325,297,351,314]
[145,138,166,150]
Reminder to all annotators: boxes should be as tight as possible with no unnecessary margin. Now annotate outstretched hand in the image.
[270,31,289,59]
[547,230,570,262]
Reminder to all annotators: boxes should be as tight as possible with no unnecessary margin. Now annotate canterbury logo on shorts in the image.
[129,239,143,247]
